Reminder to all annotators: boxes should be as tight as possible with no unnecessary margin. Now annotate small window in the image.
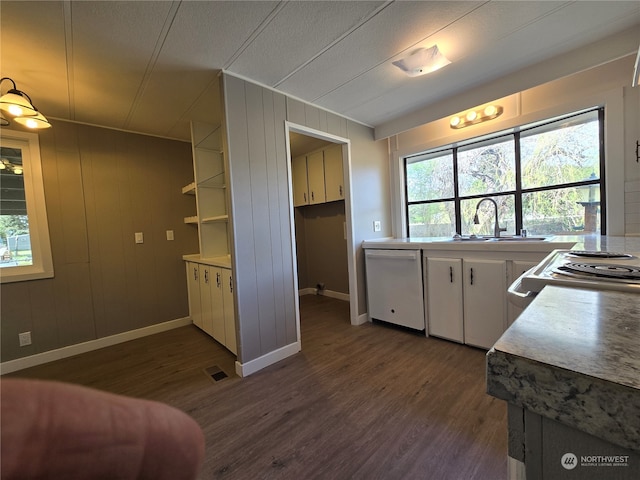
[0,130,54,282]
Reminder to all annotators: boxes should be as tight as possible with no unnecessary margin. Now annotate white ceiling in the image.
[1,1,639,143]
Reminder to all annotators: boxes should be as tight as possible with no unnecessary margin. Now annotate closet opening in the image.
[286,125,357,341]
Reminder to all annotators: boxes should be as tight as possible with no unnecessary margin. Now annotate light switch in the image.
[135,232,144,244]
[166,230,174,241]
[373,220,381,232]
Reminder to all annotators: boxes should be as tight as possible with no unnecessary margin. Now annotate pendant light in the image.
[0,77,51,129]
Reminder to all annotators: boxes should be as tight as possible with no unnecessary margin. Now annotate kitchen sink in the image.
[488,236,547,242]
[447,234,548,242]
[450,235,491,242]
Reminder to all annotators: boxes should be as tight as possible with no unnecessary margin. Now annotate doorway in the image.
[285,123,358,343]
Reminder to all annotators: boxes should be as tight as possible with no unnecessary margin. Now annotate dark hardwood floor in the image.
[7,295,507,479]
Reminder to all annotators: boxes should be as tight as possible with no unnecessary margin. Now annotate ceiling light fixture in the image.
[392,45,451,77]
[0,77,51,129]
[450,105,503,129]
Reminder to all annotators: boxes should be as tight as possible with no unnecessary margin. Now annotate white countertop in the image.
[362,235,577,253]
[182,253,232,269]
[362,234,640,254]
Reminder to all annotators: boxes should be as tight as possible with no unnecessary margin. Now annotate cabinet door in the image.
[426,257,464,343]
[186,262,203,329]
[199,265,214,336]
[221,268,237,355]
[324,144,344,202]
[307,151,326,204]
[211,268,225,344]
[292,155,309,207]
[463,259,507,349]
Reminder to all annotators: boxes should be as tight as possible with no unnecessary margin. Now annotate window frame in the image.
[403,107,605,237]
[0,129,54,283]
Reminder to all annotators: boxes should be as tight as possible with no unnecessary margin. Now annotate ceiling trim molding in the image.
[44,116,190,143]
[221,70,374,129]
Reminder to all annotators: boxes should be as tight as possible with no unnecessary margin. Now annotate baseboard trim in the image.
[235,341,300,378]
[0,317,193,375]
[298,288,350,302]
[355,312,369,326]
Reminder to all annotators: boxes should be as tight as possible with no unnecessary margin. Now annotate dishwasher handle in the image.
[365,249,420,260]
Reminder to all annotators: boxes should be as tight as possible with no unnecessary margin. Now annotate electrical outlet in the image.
[135,232,144,244]
[166,230,174,241]
[19,331,32,347]
[373,220,381,232]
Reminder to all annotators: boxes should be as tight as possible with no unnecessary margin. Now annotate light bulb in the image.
[466,111,477,122]
[8,104,24,116]
[450,116,461,127]
[13,167,23,175]
[484,105,497,116]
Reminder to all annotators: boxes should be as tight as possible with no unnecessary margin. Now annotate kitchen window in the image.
[0,130,54,282]
[404,108,604,237]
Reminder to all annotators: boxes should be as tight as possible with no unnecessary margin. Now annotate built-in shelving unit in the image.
[190,120,230,260]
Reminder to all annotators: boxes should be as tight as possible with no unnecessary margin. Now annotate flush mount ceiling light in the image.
[392,45,451,77]
[450,105,503,129]
[0,77,51,129]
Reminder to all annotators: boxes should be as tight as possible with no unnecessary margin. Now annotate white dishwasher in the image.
[364,249,426,331]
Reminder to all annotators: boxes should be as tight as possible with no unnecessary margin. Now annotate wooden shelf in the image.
[182,182,196,195]
[197,171,225,188]
[201,215,228,224]
[184,216,198,224]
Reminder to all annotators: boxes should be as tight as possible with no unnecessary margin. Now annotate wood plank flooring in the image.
[6,295,507,479]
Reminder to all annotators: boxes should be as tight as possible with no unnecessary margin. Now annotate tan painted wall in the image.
[0,121,199,362]
[297,201,349,294]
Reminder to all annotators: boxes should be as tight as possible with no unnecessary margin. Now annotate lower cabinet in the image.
[462,259,507,349]
[426,257,464,342]
[425,256,507,349]
[186,261,236,355]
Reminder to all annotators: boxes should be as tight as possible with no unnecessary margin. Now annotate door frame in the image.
[284,122,358,345]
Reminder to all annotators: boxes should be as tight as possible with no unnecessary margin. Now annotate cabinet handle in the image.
[229,275,233,293]
[470,267,474,285]
[304,192,307,203]
[449,266,453,283]
[339,185,343,197]
[193,267,198,281]
[204,269,209,284]
[216,272,221,288]
[311,191,315,201]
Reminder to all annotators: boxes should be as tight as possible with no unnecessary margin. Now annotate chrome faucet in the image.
[473,198,507,238]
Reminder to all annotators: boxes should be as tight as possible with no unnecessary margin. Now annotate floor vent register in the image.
[204,365,229,383]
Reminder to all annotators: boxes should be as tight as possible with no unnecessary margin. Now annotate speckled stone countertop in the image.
[487,285,640,452]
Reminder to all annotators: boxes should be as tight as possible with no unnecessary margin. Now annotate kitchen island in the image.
[486,285,640,479]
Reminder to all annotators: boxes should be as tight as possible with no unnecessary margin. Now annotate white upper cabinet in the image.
[291,144,344,207]
[307,150,325,204]
[292,155,310,207]
[323,144,344,202]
